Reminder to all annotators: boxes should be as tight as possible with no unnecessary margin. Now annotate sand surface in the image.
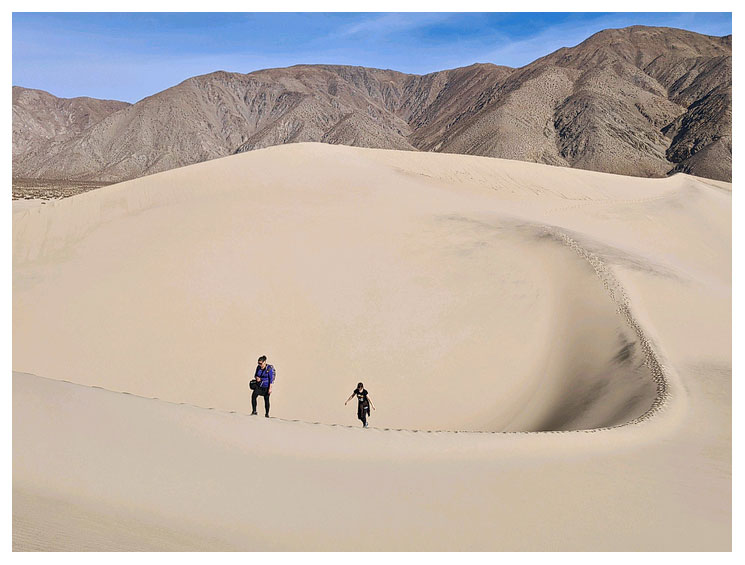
[12,143,731,550]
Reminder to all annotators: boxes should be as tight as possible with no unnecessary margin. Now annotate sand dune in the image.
[12,143,731,549]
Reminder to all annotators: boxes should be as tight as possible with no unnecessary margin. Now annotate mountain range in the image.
[12,25,732,182]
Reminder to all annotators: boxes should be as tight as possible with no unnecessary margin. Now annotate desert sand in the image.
[12,143,731,550]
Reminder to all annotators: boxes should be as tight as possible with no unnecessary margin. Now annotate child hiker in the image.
[345,382,375,427]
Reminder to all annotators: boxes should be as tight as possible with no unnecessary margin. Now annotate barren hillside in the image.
[12,25,731,182]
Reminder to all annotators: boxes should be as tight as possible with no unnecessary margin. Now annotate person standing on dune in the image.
[345,382,375,427]
[250,355,275,418]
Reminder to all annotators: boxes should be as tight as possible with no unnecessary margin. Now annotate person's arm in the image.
[367,395,375,410]
[268,365,275,394]
[345,392,356,405]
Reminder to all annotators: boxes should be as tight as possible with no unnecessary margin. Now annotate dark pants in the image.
[252,387,270,415]
[357,402,369,425]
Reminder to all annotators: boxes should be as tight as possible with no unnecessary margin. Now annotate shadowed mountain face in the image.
[12,26,731,182]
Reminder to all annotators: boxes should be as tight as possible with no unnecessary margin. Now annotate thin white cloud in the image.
[332,12,453,39]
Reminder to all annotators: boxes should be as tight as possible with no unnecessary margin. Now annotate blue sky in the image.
[12,12,732,103]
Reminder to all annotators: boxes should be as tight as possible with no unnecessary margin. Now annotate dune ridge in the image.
[13,143,730,550]
[13,144,678,433]
[13,222,670,433]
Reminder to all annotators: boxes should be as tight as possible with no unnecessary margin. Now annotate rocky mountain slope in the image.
[12,87,130,170]
[12,25,731,182]
[423,26,731,179]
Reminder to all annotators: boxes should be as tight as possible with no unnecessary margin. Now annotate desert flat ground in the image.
[12,143,731,550]
[12,177,113,200]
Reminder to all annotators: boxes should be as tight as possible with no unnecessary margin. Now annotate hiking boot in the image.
[251,411,257,416]
[265,414,270,418]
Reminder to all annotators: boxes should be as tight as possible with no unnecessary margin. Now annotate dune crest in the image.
[13,143,731,549]
[14,144,680,432]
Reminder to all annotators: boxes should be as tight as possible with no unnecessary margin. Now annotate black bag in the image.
[250,364,275,391]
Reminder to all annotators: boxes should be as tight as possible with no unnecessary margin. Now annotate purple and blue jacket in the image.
[254,364,275,388]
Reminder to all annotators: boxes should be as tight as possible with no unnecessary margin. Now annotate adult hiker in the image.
[250,355,275,417]
[345,382,375,427]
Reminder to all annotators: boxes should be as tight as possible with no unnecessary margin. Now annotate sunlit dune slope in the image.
[12,143,694,431]
[12,143,731,550]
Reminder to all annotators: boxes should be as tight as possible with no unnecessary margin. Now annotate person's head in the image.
[258,355,267,369]
[357,382,364,390]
